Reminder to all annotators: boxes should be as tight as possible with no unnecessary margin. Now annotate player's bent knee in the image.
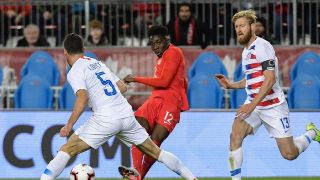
[230,132,244,143]
[60,144,81,157]
[281,151,298,161]
[60,146,73,157]
[230,132,245,150]
[150,134,166,144]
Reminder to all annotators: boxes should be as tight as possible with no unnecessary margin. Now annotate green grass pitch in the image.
[3,178,320,180]
[93,178,313,180]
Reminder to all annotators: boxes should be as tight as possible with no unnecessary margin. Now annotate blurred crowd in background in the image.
[0,0,319,110]
[0,0,319,48]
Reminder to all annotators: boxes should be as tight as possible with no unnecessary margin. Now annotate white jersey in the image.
[242,37,286,109]
[67,56,133,118]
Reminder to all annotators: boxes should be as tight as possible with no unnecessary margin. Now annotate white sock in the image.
[294,131,315,154]
[158,150,197,180]
[229,147,243,180]
[306,129,316,140]
[40,151,71,180]
[40,174,52,180]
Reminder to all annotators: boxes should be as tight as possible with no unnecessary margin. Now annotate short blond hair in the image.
[232,9,257,24]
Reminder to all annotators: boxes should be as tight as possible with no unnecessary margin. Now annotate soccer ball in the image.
[70,164,95,180]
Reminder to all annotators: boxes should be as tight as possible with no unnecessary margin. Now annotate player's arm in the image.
[108,69,127,94]
[125,51,180,88]
[251,61,276,106]
[230,78,246,89]
[116,80,127,94]
[60,89,88,137]
[68,90,89,126]
[215,74,246,89]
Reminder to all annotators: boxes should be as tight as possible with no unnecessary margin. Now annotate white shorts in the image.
[244,102,292,138]
[75,115,149,149]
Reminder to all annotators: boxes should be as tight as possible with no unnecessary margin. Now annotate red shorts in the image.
[134,96,181,133]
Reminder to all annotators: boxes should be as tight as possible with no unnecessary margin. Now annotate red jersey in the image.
[134,44,189,111]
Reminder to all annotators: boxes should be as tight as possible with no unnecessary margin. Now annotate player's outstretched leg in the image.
[139,140,161,178]
[40,151,71,180]
[276,122,318,161]
[131,117,152,175]
[119,138,197,180]
[157,150,197,180]
[140,124,170,179]
[40,134,91,180]
[292,122,318,156]
[131,145,144,174]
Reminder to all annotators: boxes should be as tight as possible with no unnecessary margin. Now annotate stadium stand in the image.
[290,51,320,81]
[288,75,320,109]
[0,1,319,47]
[233,61,245,81]
[0,1,319,111]
[20,50,60,86]
[188,52,228,80]
[188,74,224,108]
[14,73,53,109]
[59,82,76,110]
[229,89,247,109]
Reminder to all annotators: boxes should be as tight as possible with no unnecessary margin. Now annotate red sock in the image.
[140,140,161,179]
[131,145,143,174]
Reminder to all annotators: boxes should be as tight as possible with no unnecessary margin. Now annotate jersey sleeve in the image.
[67,65,87,94]
[110,70,120,82]
[134,48,181,88]
[257,41,276,62]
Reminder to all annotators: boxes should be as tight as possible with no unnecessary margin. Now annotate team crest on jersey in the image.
[246,53,252,60]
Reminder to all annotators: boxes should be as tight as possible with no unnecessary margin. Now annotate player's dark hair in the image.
[147,25,168,37]
[178,3,193,13]
[63,33,84,54]
[256,17,266,27]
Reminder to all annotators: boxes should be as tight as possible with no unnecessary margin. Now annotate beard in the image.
[237,29,252,45]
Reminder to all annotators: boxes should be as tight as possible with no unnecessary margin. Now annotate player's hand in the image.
[123,75,135,84]
[236,103,256,120]
[214,74,231,89]
[60,125,72,137]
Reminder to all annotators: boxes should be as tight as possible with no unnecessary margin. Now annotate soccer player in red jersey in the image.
[118,25,190,180]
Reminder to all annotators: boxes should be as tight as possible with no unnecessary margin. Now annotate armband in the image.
[261,59,275,71]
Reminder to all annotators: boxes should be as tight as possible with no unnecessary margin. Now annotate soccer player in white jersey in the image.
[40,33,198,180]
[215,10,320,180]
